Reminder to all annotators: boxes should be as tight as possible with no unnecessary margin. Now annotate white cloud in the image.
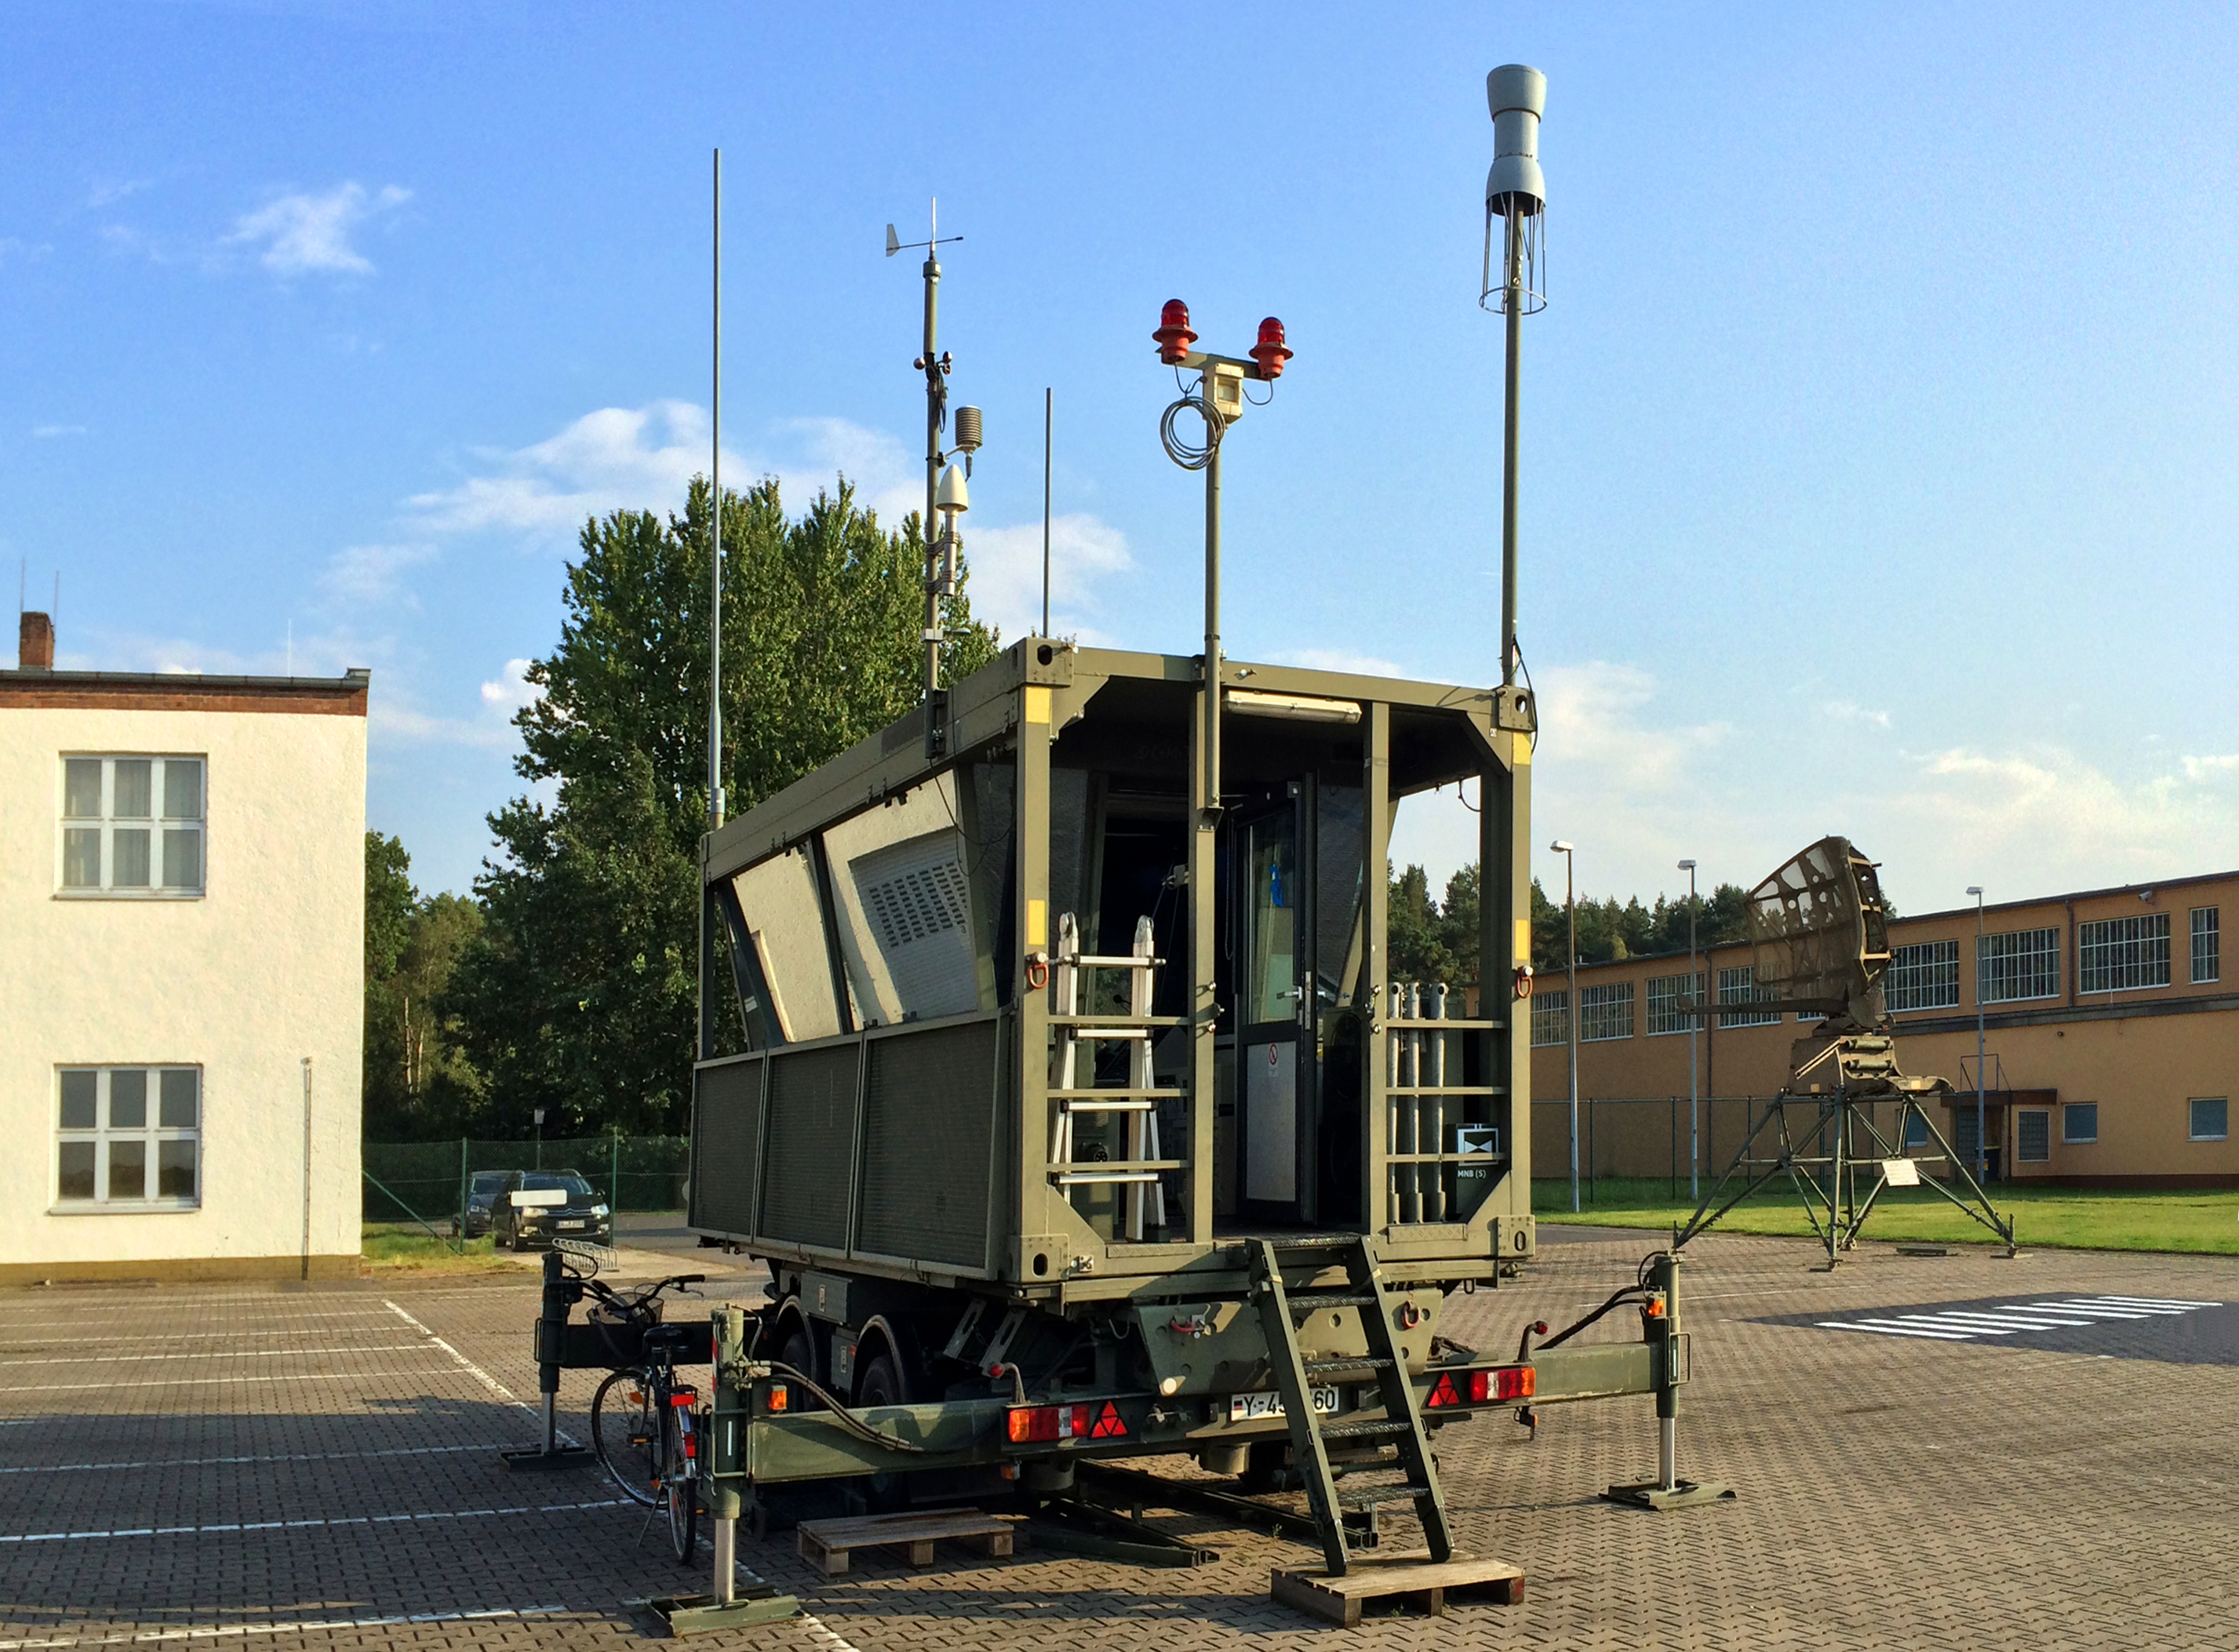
[2181,752,2239,781]
[318,541,436,608]
[1822,698,1892,730]
[86,177,151,209]
[480,657,541,712]
[958,511,1136,643]
[0,236,53,267]
[1269,647,1410,678]
[31,424,87,438]
[224,183,410,276]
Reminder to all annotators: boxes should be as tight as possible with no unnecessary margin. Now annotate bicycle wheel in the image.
[589,1368,659,1507]
[662,1405,698,1563]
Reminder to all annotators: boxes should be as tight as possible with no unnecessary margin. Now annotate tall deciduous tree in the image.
[364,831,486,1139]
[446,477,996,1137]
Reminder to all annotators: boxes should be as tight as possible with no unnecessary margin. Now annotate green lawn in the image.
[361,1223,523,1274]
[1533,1177,2239,1256]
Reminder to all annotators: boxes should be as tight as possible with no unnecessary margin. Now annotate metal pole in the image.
[1974,889,1987,1182]
[920,210,943,726]
[1686,863,1698,1201]
[1499,202,1523,686]
[709,148,724,831]
[1202,439,1221,817]
[1042,387,1053,637]
[1564,853,1578,1214]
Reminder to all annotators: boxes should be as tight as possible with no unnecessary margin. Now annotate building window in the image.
[1886,939,1960,1012]
[2193,907,2220,985]
[1578,982,1634,1042]
[1717,965,1780,1027]
[55,1067,202,1207]
[2190,1097,2229,1142]
[1645,972,1703,1036]
[2063,1103,2098,1144]
[1531,991,1569,1048]
[2016,1109,2051,1163]
[1902,1111,1930,1150]
[59,755,206,896]
[2077,912,2171,995]
[1979,926,2060,1004]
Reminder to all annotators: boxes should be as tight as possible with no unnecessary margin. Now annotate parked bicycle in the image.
[579,1268,709,1563]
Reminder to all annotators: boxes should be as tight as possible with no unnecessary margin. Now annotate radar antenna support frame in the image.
[1672,837,2018,1266]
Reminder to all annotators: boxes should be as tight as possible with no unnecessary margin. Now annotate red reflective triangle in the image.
[1427,1373,1461,1408]
[1090,1402,1127,1439]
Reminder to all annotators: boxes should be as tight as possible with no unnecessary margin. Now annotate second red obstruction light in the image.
[1250,316,1292,380]
[1152,300,1197,364]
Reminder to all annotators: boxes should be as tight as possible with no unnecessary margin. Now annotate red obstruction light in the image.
[1250,316,1292,380]
[1154,299,1197,364]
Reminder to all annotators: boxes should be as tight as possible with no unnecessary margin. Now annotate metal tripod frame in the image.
[1673,1087,2015,1265]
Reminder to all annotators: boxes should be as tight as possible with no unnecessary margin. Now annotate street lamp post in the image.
[1679,858,1698,1201]
[1967,886,1986,1182]
[1551,839,1579,1214]
[533,1106,546,1171]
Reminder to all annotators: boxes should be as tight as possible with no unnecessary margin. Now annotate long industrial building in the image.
[1525,868,2237,1188]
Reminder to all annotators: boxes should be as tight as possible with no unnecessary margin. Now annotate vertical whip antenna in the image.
[1482,64,1546,690]
[709,147,724,830]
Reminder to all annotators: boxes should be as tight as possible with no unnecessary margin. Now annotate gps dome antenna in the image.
[887,199,973,759]
[1482,64,1545,693]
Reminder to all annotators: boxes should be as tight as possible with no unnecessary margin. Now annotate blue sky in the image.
[5,2,2235,913]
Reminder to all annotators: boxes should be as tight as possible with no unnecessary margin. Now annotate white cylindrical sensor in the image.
[1485,64,1547,215]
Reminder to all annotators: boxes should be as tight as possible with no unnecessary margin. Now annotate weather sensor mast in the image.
[1483,64,1545,694]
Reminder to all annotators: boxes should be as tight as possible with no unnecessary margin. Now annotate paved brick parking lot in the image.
[5,1230,2237,1651]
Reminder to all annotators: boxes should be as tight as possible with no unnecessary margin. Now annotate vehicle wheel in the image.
[777,1330,820,1410]
[1237,1439,1290,1494]
[854,1352,909,1514]
[590,1369,658,1506]
[662,1406,698,1563]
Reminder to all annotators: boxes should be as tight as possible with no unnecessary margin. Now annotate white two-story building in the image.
[2,612,367,1283]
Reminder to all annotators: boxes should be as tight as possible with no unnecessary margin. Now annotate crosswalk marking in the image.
[1814,1294,2223,1344]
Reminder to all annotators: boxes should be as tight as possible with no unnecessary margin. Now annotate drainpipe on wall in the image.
[300,1057,314,1282]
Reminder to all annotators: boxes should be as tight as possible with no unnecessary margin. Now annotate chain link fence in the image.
[363,1136,690,1239]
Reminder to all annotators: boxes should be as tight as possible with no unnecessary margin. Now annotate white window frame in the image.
[1578,981,1634,1043]
[1645,971,1703,1036]
[2189,1097,2228,1143]
[1530,990,1569,1048]
[2062,1103,2097,1144]
[2077,912,2172,995]
[1717,965,1781,1028]
[2016,1108,2051,1163]
[54,1065,203,1210]
[1887,939,1960,1012]
[58,755,207,898]
[2192,907,2220,985]
[1979,926,2060,1004]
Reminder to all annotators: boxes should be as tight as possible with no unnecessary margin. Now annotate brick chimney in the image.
[18,611,53,671]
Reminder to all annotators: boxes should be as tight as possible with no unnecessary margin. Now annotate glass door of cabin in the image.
[1236,792,1316,1222]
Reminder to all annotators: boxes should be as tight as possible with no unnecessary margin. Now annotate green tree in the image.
[363,832,486,1139]
[445,476,996,1138]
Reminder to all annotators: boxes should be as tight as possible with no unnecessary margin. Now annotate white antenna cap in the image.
[936,462,970,515]
[1485,64,1546,215]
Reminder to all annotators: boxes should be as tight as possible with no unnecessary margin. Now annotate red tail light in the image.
[1426,1366,1535,1408]
[1007,1401,1123,1444]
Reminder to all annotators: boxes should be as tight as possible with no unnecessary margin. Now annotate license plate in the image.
[558,1220,585,1230]
[1229,1386,1338,1422]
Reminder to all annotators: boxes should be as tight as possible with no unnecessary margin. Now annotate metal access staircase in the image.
[1248,1235,1452,1576]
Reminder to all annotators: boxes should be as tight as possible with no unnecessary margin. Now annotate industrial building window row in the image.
[1530,990,1568,1048]
[59,755,206,896]
[55,1066,202,1208]
[1979,926,2060,1003]
[1717,964,1780,1027]
[1645,971,1703,1035]
[2193,907,2221,984]
[1886,939,1960,1012]
[1578,982,1633,1042]
[2078,912,2171,994]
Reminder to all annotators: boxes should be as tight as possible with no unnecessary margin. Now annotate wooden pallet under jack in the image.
[1250,1235,1525,1626]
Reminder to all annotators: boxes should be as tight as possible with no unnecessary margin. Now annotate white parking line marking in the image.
[0,1602,567,1648]
[0,1443,503,1476]
[0,1368,452,1395]
[380,1298,584,1448]
[0,1501,624,1545]
[2,1345,428,1367]
[0,1326,395,1351]
[1913,1311,2094,1330]
[1892,1317,2015,1334]
[2092,1295,2223,1308]
[1818,1322,1976,1340]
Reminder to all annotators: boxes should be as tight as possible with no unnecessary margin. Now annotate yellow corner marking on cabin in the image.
[1026,899,1047,947]
[1024,686,1053,725]
[1514,919,1532,961]
[1511,730,1531,765]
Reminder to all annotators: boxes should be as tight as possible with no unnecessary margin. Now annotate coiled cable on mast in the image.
[1160,391,1225,471]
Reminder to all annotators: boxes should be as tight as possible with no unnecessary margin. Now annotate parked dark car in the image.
[493,1170,613,1250]
[453,1170,512,1239]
